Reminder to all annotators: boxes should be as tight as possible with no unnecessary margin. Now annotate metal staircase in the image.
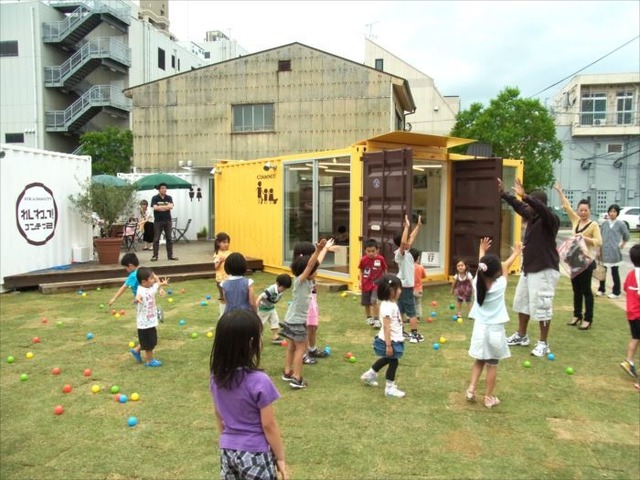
[42,0,130,47]
[45,85,131,132]
[44,37,131,89]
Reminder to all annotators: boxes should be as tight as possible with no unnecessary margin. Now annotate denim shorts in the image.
[372,336,405,359]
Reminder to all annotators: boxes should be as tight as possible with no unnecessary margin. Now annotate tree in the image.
[450,87,562,191]
[79,127,133,175]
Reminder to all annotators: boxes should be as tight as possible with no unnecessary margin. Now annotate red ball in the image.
[431,301,438,307]
[62,384,72,393]
[119,309,125,315]
[427,318,433,323]
[111,309,117,315]
[41,318,48,324]
[345,352,353,359]
[51,367,61,375]
[32,337,41,344]
[53,405,64,415]
[114,394,121,402]
[83,368,92,377]
[280,340,287,347]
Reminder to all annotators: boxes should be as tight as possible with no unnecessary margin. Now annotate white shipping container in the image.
[0,144,93,291]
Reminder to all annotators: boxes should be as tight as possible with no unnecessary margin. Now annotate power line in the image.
[528,35,640,98]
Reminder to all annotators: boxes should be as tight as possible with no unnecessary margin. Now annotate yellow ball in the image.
[168,298,174,303]
[25,352,34,359]
[131,392,140,401]
[206,331,213,338]
[91,384,100,394]
[439,336,446,344]
[115,313,121,319]
[457,318,463,324]
[340,292,348,298]
[82,292,87,297]
[128,341,135,348]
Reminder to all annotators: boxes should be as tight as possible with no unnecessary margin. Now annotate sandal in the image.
[567,317,580,326]
[578,321,592,330]
[465,389,476,402]
[484,395,501,409]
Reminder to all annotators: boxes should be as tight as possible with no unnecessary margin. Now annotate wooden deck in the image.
[3,241,263,294]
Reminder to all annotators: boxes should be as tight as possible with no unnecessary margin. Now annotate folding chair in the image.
[122,222,138,251]
[173,219,192,243]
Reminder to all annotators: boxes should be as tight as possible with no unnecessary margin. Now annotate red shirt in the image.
[358,255,387,292]
[623,268,640,320]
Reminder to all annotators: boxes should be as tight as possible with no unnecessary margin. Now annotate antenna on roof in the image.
[365,21,379,39]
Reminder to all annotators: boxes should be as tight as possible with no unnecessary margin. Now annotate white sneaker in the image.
[506,332,530,346]
[366,317,375,326]
[360,370,378,387]
[385,385,406,398]
[595,291,604,297]
[372,319,382,329]
[531,341,550,358]
[607,293,620,299]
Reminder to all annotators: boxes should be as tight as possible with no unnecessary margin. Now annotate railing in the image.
[45,85,131,130]
[42,0,131,43]
[575,110,638,127]
[44,37,131,85]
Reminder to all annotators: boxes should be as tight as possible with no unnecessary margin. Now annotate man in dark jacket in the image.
[498,177,560,358]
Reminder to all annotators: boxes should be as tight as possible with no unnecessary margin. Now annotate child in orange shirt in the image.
[411,248,427,322]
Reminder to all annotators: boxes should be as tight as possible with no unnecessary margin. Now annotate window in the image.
[204,51,210,59]
[171,55,175,69]
[5,133,24,143]
[616,91,633,125]
[374,58,384,71]
[580,92,606,125]
[233,104,274,132]
[177,59,180,71]
[0,40,18,57]
[158,48,165,70]
[278,60,291,72]
[607,143,623,154]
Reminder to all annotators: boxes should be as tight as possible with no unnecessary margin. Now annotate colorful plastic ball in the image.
[547,353,555,361]
[131,392,140,401]
[431,300,438,307]
[32,337,41,344]
[168,298,174,303]
[127,416,138,427]
[180,288,186,294]
[206,331,213,338]
[200,301,208,306]
[348,356,357,363]
[25,352,34,359]
[119,309,125,315]
[99,304,105,309]
[114,313,121,319]
[77,290,83,295]
[20,373,28,382]
[323,346,331,355]
[96,287,101,291]
[86,333,94,340]
[345,352,353,359]
[449,304,456,310]
[205,294,211,300]
[457,318,464,324]
[82,292,87,297]
[110,385,120,394]
[430,311,437,317]
[111,309,117,315]
[91,384,101,393]
[352,296,357,301]
[6,356,15,364]
[54,405,64,415]
[340,292,348,298]
[167,289,173,295]
[56,321,63,327]
[427,318,433,323]
[51,367,62,375]
[128,341,135,348]
[179,319,186,326]
[452,315,458,321]
[83,368,92,377]
[439,336,446,344]
[62,384,72,393]
[42,317,48,323]
[280,340,287,347]
[191,332,199,339]
[523,360,532,368]
[114,394,121,402]
[432,343,440,350]
[565,367,575,375]
[119,394,128,404]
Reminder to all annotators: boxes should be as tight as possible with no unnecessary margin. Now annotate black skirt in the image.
[143,222,154,243]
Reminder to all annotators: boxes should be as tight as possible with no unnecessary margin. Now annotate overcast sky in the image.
[164,1,639,109]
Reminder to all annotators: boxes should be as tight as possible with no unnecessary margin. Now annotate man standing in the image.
[151,183,178,261]
[498,177,559,357]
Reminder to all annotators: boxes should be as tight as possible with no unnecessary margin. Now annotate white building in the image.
[0,0,208,153]
[550,73,640,215]
[364,38,459,136]
[189,30,248,64]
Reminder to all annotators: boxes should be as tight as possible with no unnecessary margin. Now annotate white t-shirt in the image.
[136,283,159,329]
[377,300,404,342]
[468,275,509,325]
[394,248,414,288]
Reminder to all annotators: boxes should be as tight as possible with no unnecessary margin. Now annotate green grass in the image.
[1,274,638,480]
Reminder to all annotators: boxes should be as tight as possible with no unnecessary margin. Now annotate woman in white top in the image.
[598,204,630,298]
[466,237,522,409]
[138,200,154,250]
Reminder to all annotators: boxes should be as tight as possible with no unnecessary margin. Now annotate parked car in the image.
[598,206,640,231]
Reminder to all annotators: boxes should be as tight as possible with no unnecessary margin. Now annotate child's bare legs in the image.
[409,316,418,330]
[371,301,379,319]
[307,325,318,350]
[364,305,372,318]
[468,360,485,394]
[485,364,498,398]
[626,338,639,365]
[270,327,281,342]
[291,340,306,380]
[144,349,153,363]
[284,340,295,374]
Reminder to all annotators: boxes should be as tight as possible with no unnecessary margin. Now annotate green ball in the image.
[20,373,28,381]
[565,367,575,375]
[6,356,15,364]
[348,356,357,363]
[191,332,199,339]
[523,360,532,368]
[111,385,120,394]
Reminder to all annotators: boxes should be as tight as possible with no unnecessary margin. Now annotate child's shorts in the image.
[216,281,225,302]
[398,287,416,317]
[456,295,471,303]
[280,322,307,343]
[138,327,158,351]
[413,291,423,317]
[306,293,319,327]
[629,319,640,340]
[258,308,280,330]
[361,289,378,306]
[220,448,277,480]
[373,336,405,359]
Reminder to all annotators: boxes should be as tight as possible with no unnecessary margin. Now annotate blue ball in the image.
[179,319,186,326]
[323,346,331,355]
[452,315,459,321]
[86,332,94,340]
[547,353,555,361]
[200,301,207,306]
[430,311,437,317]
[119,394,128,403]
[433,343,440,350]
[127,416,138,427]
[77,290,83,295]
[205,294,211,300]
[167,289,173,295]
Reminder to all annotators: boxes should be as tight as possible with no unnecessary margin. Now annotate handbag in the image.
[557,235,594,279]
[593,261,606,282]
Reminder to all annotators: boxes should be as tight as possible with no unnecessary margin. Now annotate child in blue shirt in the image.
[221,253,257,313]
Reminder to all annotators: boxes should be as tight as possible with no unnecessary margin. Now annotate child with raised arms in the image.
[210,310,287,479]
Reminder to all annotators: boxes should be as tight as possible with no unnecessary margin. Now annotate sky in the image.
[162,0,639,109]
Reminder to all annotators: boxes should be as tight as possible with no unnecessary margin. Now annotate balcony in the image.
[571,110,639,137]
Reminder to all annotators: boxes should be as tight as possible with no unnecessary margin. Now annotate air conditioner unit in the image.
[593,118,606,126]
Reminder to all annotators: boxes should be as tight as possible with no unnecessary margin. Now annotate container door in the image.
[362,148,413,272]
[450,158,502,273]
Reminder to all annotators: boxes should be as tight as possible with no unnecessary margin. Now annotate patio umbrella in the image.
[92,174,129,187]
[134,173,192,191]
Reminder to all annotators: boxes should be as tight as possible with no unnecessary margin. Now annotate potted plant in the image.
[197,226,208,241]
[69,178,138,264]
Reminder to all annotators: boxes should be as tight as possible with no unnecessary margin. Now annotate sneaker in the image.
[308,348,329,358]
[130,348,142,363]
[507,332,530,346]
[409,332,425,343]
[596,291,605,297]
[303,354,317,365]
[620,360,638,379]
[144,359,162,367]
[385,385,406,398]
[271,337,285,345]
[372,319,382,329]
[157,308,164,323]
[366,317,375,326]
[402,330,411,339]
[607,293,620,299]
[360,370,379,387]
[531,341,550,358]
[281,370,294,382]
[289,377,308,389]
[484,395,501,409]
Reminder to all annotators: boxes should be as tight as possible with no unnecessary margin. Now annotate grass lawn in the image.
[1,272,639,480]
